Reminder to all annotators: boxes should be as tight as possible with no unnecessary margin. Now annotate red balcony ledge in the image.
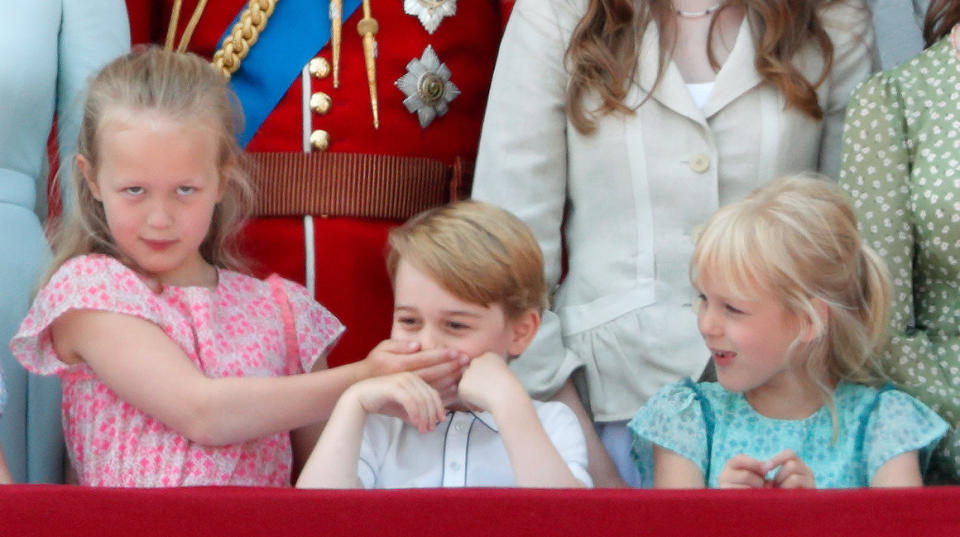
[2,485,958,537]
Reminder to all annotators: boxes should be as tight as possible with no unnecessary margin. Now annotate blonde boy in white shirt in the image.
[297,201,591,489]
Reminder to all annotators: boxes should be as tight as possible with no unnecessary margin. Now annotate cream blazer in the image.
[472,0,875,421]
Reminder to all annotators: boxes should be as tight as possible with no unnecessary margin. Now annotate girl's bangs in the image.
[691,211,774,301]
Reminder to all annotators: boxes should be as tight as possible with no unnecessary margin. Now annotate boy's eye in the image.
[125,186,144,195]
[396,316,420,327]
[446,321,471,331]
[177,186,196,195]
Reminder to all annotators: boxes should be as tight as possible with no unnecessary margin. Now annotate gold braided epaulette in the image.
[211,0,278,79]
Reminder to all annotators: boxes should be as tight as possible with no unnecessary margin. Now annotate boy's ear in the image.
[76,155,101,201]
[799,297,829,343]
[507,309,541,357]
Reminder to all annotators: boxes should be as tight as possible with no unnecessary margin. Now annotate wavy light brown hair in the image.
[923,0,960,46]
[46,46,254,284]
[565,0,843,133]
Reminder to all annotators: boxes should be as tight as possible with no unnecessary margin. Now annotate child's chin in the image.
[445,401,469,413]
[715,376,749,394]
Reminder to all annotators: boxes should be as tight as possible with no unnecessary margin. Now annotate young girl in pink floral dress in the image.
[10,47,467,487]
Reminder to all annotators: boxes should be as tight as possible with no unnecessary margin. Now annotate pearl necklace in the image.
[674,2,721,18]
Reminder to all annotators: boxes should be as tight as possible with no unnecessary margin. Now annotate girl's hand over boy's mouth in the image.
[358,339,469,388]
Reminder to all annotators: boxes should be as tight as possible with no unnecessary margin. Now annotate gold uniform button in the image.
[309,130,330,151]
[308,57,331,79]
[310,92,332,115]
[689,153,710,173]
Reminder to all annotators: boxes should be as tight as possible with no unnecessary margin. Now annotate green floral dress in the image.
[839,35,960,483]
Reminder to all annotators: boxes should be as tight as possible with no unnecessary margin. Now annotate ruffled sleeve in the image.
[863,388,949,481]
[10,255,165,376]
[536,401,592,487]
[267,275,345,374]
[628,380,709,475]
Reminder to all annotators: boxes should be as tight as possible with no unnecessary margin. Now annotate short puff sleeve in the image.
[628,380,709,474]
[357,414,397,489]
[538,401,592,487]
[11,255,165,376]
[864,389,948,480]
[267,275,344,374]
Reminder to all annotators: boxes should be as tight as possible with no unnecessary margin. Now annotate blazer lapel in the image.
[635,23,705,125]
[702,17,764,118]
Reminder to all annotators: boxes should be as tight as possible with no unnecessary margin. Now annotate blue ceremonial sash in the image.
[220,0,363,147]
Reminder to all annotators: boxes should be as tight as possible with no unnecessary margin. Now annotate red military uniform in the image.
[127,1,510,366]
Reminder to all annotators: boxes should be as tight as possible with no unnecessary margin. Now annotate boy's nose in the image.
[417,326,442,351]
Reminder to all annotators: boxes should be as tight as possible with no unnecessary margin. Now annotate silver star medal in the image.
[396,45,460,128]
[403,0,456,34]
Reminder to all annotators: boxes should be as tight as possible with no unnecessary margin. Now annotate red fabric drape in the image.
[2,485,959,537]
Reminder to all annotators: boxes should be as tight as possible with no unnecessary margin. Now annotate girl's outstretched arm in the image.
[51,309,463,446]
[871,451,922,487]
[652,445,705,488]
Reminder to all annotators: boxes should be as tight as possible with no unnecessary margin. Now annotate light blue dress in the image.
[0,1,128,483]
[629,380,948,488]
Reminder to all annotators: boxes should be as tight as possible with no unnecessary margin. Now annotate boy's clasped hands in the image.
[345,348,523,434]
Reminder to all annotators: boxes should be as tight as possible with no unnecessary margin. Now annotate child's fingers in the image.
[772,459,815,489]
[764,449,799,472]
[399,348,469,373]
[393,378,431,431]
[408,374,445,427]
[726,454,767,474]
[718,469,765,489]
[375,339,421,354]
[717,455,767,489]
[395,374,445,432]
[412,353,469,384]
[775,471,811,489]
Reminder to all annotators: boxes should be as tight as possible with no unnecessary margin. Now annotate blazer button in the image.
[689,153,710,173]
[310,92,332,115]
[308,57,331,79]
[309,130,330,151]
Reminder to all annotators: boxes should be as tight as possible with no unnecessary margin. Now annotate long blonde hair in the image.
[565,0,844,133]
[690,175,891,431]
[47,46,254,284]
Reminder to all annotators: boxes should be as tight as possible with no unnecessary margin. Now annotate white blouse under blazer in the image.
[472,0,875,421]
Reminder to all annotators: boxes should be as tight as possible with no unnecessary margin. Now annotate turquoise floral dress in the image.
[839,34,960,483]
[629,380,946,488]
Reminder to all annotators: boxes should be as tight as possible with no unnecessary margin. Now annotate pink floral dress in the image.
[11,254,344,487]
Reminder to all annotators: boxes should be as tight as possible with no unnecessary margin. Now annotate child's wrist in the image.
[351,357,374,384]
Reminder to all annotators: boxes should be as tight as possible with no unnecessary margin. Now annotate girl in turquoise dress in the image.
[839,0,960,484]
[630,176,947,488]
